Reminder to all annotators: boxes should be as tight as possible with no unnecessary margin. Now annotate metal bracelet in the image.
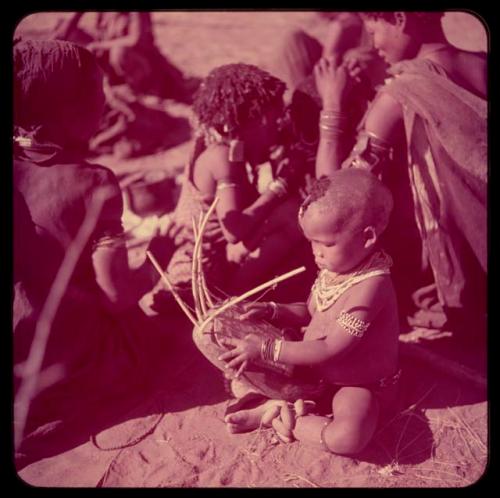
[319,420,331,452]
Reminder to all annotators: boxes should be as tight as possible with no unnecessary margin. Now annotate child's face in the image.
[242,104,283,165]
[299,204,371,274]
[363,16,414,64]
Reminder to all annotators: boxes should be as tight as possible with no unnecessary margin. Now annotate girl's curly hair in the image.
[192,63,286,137]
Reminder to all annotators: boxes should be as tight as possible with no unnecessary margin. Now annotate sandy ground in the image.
[13,11,488,488]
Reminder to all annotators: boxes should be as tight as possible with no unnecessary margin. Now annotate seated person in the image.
[313,11,487,340]
[52,12,196,158]
[218,170,400,456]
[269,12,387,99]
[13,39,168,462]
[148,63,314,312]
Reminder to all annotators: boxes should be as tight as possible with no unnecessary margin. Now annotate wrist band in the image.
[260,338,275,362]
[273,339,283,363]
[319,420,331,452]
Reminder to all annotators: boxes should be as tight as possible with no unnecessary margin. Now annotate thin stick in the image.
[146,251,198,326]
[191,216,199,240]
[375,384,436,438]
[200,273,215,308]
[195,231,208,318]
[14,187,110,450]
[395,411,414,461]
[196,208,214,309]
[446,407,487,453]
[190,216,203,321]
[413,474,464,484]
[192,199,219,318]
[416,468,466,480]
[198,266,306,332]
[283,473,320,488]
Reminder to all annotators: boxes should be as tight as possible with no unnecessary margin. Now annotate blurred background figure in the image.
[52,12,197,158]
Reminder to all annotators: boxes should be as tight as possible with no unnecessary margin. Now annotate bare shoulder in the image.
[363,92,404,143]
[195,144,232,180]
[342,274,394,310]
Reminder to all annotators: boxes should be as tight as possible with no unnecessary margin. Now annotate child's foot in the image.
[224,393,283,434]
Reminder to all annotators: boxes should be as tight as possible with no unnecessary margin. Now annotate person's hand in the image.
[342,46,382,83]
[275,154,306,194]
[270,399,317,443]
[238,301,276,321]
[313,56,355,109]
[226,241,251,264]
[217,334,263,378]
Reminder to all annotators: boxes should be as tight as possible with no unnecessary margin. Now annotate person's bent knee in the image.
[322,421,374,455]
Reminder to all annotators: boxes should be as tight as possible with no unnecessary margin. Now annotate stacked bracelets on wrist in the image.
[260,338,283,363]
[267,178,288,198]
[319,109,348,139]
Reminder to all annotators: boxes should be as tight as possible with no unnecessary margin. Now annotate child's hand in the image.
[217,334,262,377]
[238,302,275,321]
[271,399,317,443]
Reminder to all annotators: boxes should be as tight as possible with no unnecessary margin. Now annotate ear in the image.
[363,226,378,249]
[394,12,407,31]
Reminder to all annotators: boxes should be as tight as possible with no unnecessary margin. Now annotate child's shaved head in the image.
[300,169,393,235]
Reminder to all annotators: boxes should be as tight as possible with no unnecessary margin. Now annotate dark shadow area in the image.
[88,101,191,159]
[355,353,486,467]
[14,309,229,472]
[119,170,181,218]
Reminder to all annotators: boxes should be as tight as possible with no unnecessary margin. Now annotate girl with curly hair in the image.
[149,63,313,311]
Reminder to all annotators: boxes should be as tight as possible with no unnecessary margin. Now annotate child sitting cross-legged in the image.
[218,169,401,456]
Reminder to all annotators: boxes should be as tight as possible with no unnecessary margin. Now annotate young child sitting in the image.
[149,63,312,311]
[218,169,401,456]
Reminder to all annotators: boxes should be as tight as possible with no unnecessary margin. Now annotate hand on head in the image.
[313,56,357,109]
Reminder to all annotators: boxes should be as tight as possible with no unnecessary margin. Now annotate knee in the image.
[323,420,375,456]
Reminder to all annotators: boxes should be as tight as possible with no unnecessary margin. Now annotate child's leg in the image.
[293,386,379,455]
[325,386,379,455]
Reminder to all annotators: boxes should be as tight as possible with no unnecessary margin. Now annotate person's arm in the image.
[90,177,155,312]
[313,56,403,178]
[205,146,287,245]
[219,275,390,371]
[92,242,156,312]
[52,13,84,40]
[238,301,311,328]
[86,13,141,52]
[313,57,355,178]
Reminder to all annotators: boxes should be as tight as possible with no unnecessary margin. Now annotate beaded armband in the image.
[336,311,370,338]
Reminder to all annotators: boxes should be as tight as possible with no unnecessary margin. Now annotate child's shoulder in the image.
[195,144,246,181]
[342,273,395,308]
